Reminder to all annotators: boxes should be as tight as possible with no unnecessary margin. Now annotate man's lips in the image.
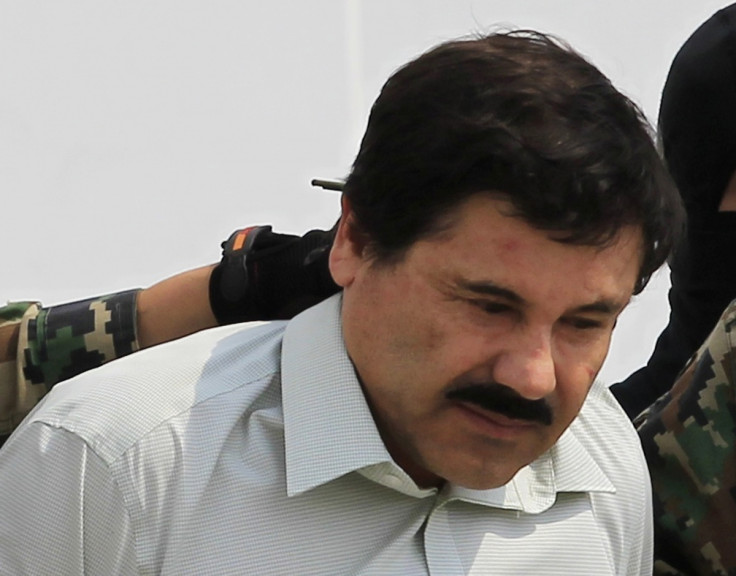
[457,401,538,429]
[451,401,540,441]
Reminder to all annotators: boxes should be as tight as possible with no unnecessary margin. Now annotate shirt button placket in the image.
[424,502,466,576]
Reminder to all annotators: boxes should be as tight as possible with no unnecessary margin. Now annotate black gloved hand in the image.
[209,225,340,324]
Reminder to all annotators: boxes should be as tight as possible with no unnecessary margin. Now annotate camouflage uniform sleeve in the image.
[0,302,38,436]
[636,299,736,576]
[0,290,141,440]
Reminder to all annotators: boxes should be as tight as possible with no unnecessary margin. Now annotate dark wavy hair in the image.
[343,31,684,294]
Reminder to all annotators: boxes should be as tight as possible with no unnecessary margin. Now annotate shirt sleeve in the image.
[0,289,141,440]
[0,302,40,436]
[0,422,138,575]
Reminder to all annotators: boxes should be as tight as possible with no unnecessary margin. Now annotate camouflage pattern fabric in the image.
[637,299,736,576]
[0,290,140,440]
[0,302,38,436]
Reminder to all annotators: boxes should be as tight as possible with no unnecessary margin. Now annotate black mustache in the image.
[446,383,553,426]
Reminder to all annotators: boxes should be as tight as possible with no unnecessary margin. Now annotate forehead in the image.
[414,194,643,307]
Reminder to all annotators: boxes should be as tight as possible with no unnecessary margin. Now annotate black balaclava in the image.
[611,4,736,419]
[659,4,736,222]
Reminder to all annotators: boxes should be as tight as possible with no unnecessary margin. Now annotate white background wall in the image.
[0,1,731,384]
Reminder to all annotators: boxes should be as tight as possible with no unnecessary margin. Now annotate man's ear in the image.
[329,195,369,288]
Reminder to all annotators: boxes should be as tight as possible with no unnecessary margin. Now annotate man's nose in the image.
[491,328,556,400]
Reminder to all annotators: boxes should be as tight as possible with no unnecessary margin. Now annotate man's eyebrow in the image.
[456,280,524,304]
[457,279,629,315]
[572,299,629,316]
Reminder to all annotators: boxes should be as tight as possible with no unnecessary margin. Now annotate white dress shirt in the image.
[0,294,652,575]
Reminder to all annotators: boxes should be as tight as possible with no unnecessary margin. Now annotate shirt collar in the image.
[445,423,615,514]
[281,294,395,497]
[281,294,615,511]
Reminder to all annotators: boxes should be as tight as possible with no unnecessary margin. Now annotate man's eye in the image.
[564,317,603,330]
[472,300,511,315]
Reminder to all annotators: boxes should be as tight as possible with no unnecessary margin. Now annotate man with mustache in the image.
[0,30,683,574]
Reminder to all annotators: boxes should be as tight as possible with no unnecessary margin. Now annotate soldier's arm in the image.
[137,264,217,348]
[0,225,338,444]
[637,299,736,576]
[0,267,219,443]
[0,293,130,440]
